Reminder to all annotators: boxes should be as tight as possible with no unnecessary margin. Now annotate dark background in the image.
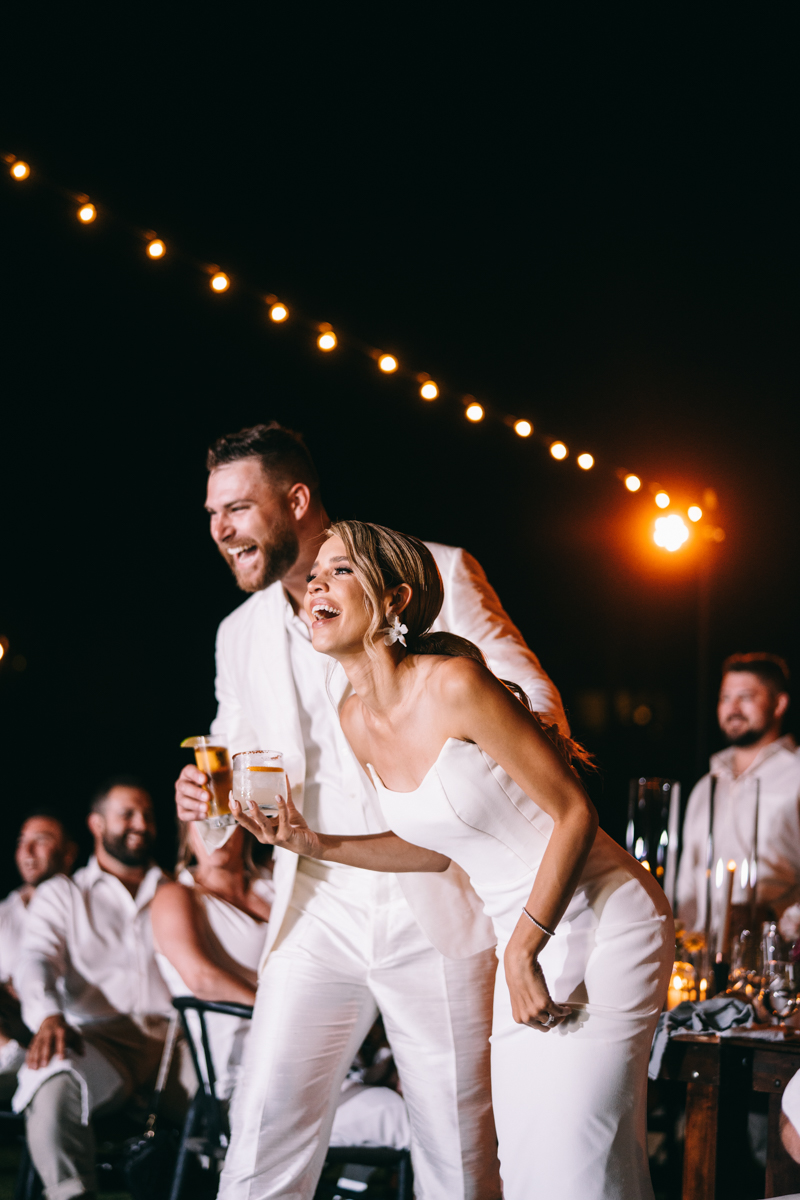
[1,13,797,886]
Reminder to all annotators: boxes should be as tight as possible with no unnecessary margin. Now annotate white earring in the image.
[383,612,409,647]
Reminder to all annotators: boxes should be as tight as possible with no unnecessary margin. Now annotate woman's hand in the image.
[503,933,572,1032]
[230,786,323,860]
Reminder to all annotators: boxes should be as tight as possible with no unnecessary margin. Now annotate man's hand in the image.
[175,763,210,822]
[26,1014,83,1070]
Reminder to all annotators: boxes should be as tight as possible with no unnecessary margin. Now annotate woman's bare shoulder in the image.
[152,878,199,919]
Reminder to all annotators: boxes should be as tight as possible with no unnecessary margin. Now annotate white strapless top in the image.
[368,738,670,946]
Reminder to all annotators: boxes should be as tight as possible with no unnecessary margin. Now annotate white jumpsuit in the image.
[370,738,673,1200]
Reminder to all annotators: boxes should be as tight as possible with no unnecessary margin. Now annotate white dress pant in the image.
[219,859,500,1200]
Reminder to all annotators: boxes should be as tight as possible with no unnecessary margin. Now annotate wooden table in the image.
[660,1031,800,1199]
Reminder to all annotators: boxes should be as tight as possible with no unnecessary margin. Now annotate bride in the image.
[232,520,673,1200]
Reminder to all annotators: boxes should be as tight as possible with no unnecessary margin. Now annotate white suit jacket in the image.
[211,542,567,962]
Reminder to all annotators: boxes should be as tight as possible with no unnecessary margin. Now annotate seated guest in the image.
[0,814,77,1099]
[677,654,800,934]
[152,821,410,1149]
[13,779,188,1200]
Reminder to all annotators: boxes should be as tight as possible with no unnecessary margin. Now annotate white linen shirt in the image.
[14,857,171,1034]
[0,887,28,986]
[285,603,387,836]
[676,735,800,930]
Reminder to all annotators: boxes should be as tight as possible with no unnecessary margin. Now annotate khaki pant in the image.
[25,1015,191,1200]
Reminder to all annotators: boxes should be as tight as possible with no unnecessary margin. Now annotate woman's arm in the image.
[230,794,450,873]
[438,657,599,1028]
[151,883,257,1006]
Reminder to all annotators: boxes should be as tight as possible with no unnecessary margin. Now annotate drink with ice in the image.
[233,751,286,817]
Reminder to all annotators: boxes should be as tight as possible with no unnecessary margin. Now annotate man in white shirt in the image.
[676,653,800,935]
[14,780,181,1200]
[176,422,567,1200]
[0,814,77,1100]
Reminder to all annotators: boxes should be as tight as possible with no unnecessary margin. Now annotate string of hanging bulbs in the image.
[3,150,723,540]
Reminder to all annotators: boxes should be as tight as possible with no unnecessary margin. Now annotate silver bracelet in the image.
[522,908,556,938]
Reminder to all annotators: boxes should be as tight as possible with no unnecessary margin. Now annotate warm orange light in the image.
[317,331,337,351]
[577,453,594,470]
[269,302,288,322]
[147,239,165,259]
[625,474,641,492]
[210,272,230,292]
[688,505,702,522]
[550,442,568,460]
[10,161,30,180]
[0,644,4,661]
[420,381,438,400]
[378,354,398,373]
[514,420,532,438]
[465,403,484,422]
[655,491,670,509]
[77,203,96,223]
[654,514,689,552]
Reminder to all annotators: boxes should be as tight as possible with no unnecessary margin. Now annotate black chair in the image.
[170,996,413,1200]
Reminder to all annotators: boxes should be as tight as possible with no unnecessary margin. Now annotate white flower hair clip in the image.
[383,612,409,647]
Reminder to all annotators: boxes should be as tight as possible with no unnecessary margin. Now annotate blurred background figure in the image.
[12,779,189,1200]
[152,819,410,1151]
[676,653,800,935]
[0,813,77,1100]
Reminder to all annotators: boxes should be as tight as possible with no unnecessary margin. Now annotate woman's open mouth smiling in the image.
[311,604,341,626]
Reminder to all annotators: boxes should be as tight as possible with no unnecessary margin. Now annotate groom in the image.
[175,421,567,1199]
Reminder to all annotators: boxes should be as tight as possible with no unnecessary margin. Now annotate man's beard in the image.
[102,831,153,867]
[724,720,771,748]
[222,518,299,593]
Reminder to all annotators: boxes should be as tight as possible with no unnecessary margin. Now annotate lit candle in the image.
[717,860,736,963]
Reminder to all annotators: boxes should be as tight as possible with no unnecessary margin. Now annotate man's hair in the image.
[90,776,151,815]
[18,809,75,844]
[206,422,320,495]
[722,652,790,695]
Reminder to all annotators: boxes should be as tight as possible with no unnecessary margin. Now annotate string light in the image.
[654,514,689,552]
[2,149,719,518]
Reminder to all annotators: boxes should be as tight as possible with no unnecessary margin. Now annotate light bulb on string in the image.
[269,302,288,322]
[147,239,165,259]
[654,514,689,552]
[688,506,702,522]
[655,491,670,509]
[77,203,96,223]
[317,329,337,351]
[465,403,484,422]
[514,420,532,438]
[10,161,30,180]
[420,381,438,400]
[378,354,398,373]
[577,453,594,470]
[210,272,230,292]
[550,442,568,460]
[625,475,641,492]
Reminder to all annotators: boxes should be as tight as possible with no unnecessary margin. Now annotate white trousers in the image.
[219,860,500,1200]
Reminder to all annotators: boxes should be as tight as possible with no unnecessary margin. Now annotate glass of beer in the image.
[232,751,286,818]
[180,736,234,828]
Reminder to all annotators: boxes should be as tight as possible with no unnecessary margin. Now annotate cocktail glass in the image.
[232,751,286,818]
[181,736,234,829]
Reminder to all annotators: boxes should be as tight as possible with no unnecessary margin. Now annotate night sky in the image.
[2,14,798,889]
